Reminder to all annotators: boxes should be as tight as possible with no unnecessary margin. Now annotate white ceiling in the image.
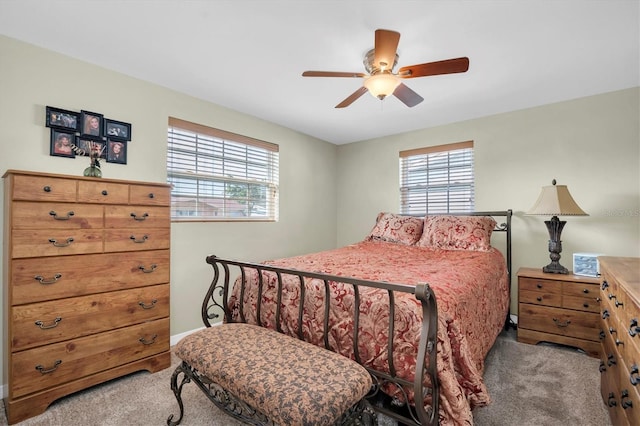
[1,0,638,145]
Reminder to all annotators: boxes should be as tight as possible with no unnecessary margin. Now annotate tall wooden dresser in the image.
[599,256,640,426]
[2,170,171,424]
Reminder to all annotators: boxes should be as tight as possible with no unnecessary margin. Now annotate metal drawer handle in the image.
[138,264,157,273]
[34,273,62,285]
[601,280,609,290]
[536,296,542,302]
[599,361,606,373]
[607,392,617,407]
[130,235,149,243]
[138,299,158,309]
[49,210,75,220]
[583,303,590,308]
[148,193,155,199]
[552,318,571,328]
[622,390,633,409]
[536,283,543,289]
[608,293,616,300]
[615,300,624,308]
[35,317,62,329]
[630,365,639,385]
[583,288,590,294]
[49,237,74,247]
[131,212,149,221]
[608,354,617,367]
[43,186,51,193]
[139,334,158,345]
[616,339,624,347]
[35,360,62,375]
[101,190,108,196]
[630,319,640,337]
[603,310,610,319]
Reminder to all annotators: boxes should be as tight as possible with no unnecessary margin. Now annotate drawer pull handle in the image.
[138,264,158,273]
[138,299,158,309]
[49,210,75,220]
[130,235,149,244]
[536,283,543,289]
[600,330,606,340]
[603,310,610,319]
[43,186,52,193]
[49,237,74,247]
[148,193,155,199]
[621,390,633,409]
[599,361,606,373]
[34,273,62,285]
[552,318,571,328]
[582,288,590,294]
[609,327,617,335]
[35,360,62,375]
[596,297,601,302]
[630,365,640,385]
[583,303,589,308]
[101,190,108,196]
[602,280,609,290]
[608,354,617,367]
[607,392,617,407]
[616,339,624,346]
[629,319,640,337]
[131,212,149,221]
[536,296,542,302]
[35,317,62,329]
[615,300,624,308]
[139,334,158,345]
[608,293,616,300]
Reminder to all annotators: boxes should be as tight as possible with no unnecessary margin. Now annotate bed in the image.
[202,210,512,425]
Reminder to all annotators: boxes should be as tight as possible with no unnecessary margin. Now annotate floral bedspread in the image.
[228,240,509,425]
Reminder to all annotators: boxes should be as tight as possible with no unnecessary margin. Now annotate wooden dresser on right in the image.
[599,256,640,426]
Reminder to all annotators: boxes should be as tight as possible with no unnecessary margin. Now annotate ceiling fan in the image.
[302,29,469,108]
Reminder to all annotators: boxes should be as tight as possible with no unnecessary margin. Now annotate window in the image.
[167,117,279,221]
[399,141,474,215]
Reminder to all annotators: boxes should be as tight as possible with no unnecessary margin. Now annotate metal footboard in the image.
[202,255,439,425]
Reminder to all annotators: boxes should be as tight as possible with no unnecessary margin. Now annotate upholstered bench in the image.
[167,323,376,425]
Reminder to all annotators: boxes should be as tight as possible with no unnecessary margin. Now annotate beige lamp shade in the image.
[527,179,588,216]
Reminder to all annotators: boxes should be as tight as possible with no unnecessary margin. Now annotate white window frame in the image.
[167,117,279,221]
[399,141,475,215]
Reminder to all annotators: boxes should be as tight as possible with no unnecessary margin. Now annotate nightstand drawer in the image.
[519,304,600,341]
[520,289,561,307]
[519,277,562,294]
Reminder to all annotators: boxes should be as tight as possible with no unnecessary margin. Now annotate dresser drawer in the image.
[519,304,599,341]
[12,202,103,230]
[519,289,561,307]
[104,205,169,229]
[10,317,169,399]
[564,294,600,313]
[10,174,76,202]
[519,277,562,294]
[11,284,170,351]
[104,228,170,252]
[11,229,103,258]
[130,184,170,206]
[11,250,170,305]
[77,180,129,204]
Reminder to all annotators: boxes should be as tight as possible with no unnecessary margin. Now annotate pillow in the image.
[365,212,424,245]
[416,215,496,251]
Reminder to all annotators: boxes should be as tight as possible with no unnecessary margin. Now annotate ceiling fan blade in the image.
[335,86,369,108]
[374,29,400,71]
[302,71,366,78]
[398,57,470,78]
[393,83,424,107]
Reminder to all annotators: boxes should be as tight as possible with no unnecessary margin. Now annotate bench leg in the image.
[167,361,191,426]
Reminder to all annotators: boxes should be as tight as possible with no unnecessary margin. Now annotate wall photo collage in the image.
[46,106,131,165]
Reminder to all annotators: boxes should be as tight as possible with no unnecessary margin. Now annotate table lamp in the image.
[527,179,588,274]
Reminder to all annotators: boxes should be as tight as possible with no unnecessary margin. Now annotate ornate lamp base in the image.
[543,215,569,274]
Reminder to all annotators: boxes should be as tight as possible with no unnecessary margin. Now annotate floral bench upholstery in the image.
[167,323,376,425]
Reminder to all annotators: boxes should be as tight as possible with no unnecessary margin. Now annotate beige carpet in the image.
[0,329,611,426]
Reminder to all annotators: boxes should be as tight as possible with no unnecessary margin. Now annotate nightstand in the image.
[517,267,601,357]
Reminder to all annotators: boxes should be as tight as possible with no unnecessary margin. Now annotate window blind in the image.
[399,141,474,215]
[167,117,279,221]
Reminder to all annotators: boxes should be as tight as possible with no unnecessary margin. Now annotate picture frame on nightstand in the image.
[573,253,603,277]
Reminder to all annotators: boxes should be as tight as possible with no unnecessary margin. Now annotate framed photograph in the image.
[75,137,106,159]
[45,106,79,132]
[50,129,76,158]
[80,110,104,138]
[107,139,127,164]
[104,118,131,141]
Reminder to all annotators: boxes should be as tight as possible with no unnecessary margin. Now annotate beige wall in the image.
[336,87,640,313]
[0,35,338,390]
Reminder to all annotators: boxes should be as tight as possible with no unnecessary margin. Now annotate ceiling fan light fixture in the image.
[363,73,400,100]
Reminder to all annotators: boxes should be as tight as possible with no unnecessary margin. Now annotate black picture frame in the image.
[80,110,104,138]
[104,118,131,141]
[45,106,79,132]
[106,139,127,164]
[75,137,106,159]
[50,129,76,158]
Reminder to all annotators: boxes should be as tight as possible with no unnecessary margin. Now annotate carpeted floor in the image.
[0,328,611,425]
